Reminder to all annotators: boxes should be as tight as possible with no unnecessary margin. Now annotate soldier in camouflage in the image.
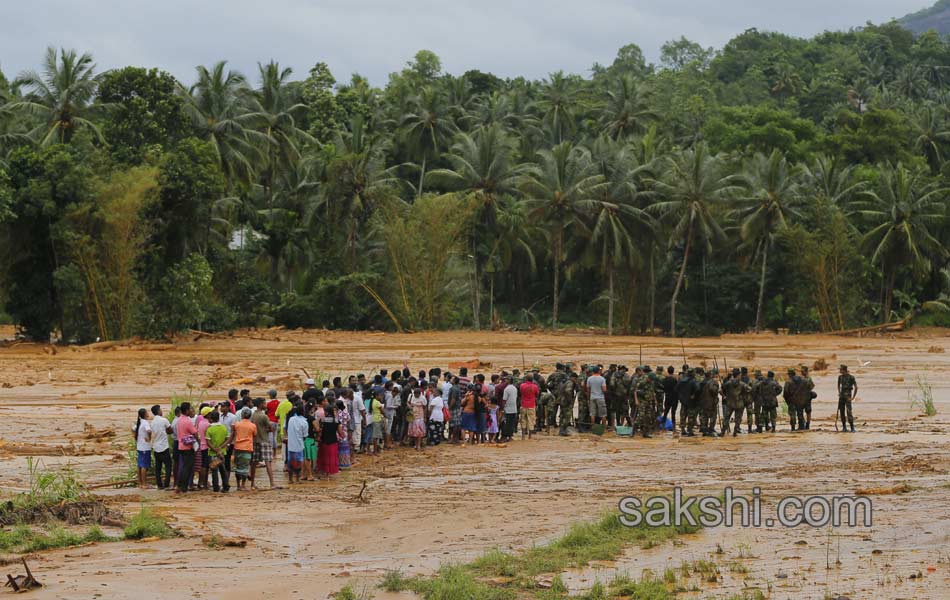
[721,367,750,437]
[751,369,765,433]
[576,364,591,432]
[558,371,579,436]
[837,364,857,433]
[783,368,805,431]
[740,367,754,433]
[699,368,720,436]
[634,367,656,438]
[759,371,782,432]
[545,363,567,429]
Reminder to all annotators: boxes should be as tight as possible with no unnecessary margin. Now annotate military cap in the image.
[609,363,617,369]
[740,366,748,374]
[619,365,628,371]
[754,369,762,376]
[732,367,740,375]
[555,362,565,370]
[643,365,652,373]
[787,367,796,374]
[767,371,775,378]
[839,364,848,371]
[710,368,719,375]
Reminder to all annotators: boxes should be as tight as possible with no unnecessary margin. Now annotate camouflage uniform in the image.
[616,369,633,426]
[721,369,750,436]
[750,372,765,432]
[558,374,578,433]
[545,366,567,428]
[605,366,619,426]
[576,365,591,431]
[782,370,805,431]
[676,369,699,435]
[759,373,782,432]
[837,367,857,432]
[699,371,720,436]
[740,369,754,433]
[635,373,657,437]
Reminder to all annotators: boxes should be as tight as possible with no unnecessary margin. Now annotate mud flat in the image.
[0,327,948,599]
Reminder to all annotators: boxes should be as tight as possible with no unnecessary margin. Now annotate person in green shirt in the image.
[205,411,230,493]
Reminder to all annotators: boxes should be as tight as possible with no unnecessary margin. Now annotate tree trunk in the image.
[883,268,896,323]
[607,266,614,336]
[755,240,769,333]
[489,275,494,330]
[670,223,693,338]
[417,156,427,198]
[472,255,481,330]
[648,247,656,334]
[552,232,561,330]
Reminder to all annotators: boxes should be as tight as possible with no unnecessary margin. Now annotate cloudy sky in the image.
[1,0,930,85]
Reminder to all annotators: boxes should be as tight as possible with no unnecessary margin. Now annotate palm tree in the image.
[802,154,866,212]
[10,47,103,146]
[649,143,742,337]
[521,142,605,329]
[598,75,657,140]
[255,61,312,189]
[911,104,950,174]
[854,164,948,322]
[735,150,802,332]
[399,87,457,196]
[426,123,527,328]
[535,72,581,145]
[184,61,268,186]
[588,137,656,334]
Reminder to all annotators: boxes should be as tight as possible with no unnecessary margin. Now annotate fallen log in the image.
[829,319,906,336]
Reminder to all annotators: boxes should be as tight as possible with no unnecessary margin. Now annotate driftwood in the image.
[4,558,41,592]
[829,319,906,336]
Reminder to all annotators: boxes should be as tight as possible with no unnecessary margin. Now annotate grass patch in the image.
[909,377,937,416]
[334,584,374,600]
[728,561,750,574]
[123,506,174,540]
[10,458,87,511]
[381,505,704,598]
[0,524,114,553]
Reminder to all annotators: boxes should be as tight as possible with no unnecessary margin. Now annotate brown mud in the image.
[0,326,948,599]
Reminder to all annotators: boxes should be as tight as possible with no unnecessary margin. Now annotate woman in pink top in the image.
[176,402,197,493]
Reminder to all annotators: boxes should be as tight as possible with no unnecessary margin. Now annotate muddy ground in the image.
[0,326,948,599]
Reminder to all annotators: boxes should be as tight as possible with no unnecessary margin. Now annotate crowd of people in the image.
[130,362,860,491]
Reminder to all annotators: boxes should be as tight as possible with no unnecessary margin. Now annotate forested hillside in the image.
[901,0,950,35]
[1,20,949,342]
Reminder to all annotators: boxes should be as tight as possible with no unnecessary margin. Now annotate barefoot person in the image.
[133,408,152,489]
[229,408,257,491]
[250,397,276,489]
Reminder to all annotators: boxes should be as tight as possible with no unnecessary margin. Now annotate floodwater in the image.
[0,327,948,599]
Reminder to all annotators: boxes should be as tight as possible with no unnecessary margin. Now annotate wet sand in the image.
[0,327,948,599]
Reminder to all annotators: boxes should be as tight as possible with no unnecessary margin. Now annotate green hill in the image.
[901,0,950,35]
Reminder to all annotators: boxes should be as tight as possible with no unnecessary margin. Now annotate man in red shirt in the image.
[265,389,280,450]
[519,376,539,440]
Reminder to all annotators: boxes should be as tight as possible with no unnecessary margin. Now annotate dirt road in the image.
[0,327,948,599]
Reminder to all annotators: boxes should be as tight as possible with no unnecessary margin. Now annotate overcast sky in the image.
[1,0,930,86]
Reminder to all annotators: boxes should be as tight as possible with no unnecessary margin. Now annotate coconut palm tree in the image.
[735,150,802,332]
[649,143,742,337]
[587,136,656,334]
[598,75,657,140]
[399,86,457,196]
[854,163,948,322]
[255,61,312,190]
[802,154,866,213]
[184,61,269,186]
[911,104,950,174]
[521,142,605,329]
[10,47,104,146]
[426,123,527,327]
[535,71,582,145]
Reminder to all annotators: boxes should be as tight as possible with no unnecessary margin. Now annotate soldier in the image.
[721,368,750,436]
[739,367,754,433]
[837,365,857,432]
[545,363,567,430]
[759,371,782,432]
[635,367,657,438]
[630,366,644,431]
[577,364,592,432]
[783,368,805,431]
[661,366,678,431]
[558,371,579,436]
[651,366,665,424]
[699,368,721,437]
[604,364,618,427]
[675,367,695,435]
[800,365,815,430]
[751,369,765,433]
[613,365,631,427]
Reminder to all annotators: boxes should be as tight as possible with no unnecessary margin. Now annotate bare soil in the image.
[0,326,948,599]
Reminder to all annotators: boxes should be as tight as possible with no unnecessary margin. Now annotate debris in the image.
[740,350,755,361]
[201,534,248,548]
[829,319,906,336]
[855,483,912,495]
[812,358,828,371]
[927,346,944,354]
[4,558,42,592]
[447,358,492,371]
[892,376,904,382]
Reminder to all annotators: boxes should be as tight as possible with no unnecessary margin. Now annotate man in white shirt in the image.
[149,405,173,489]
[349,388,365,453]
[286,409,309,484]
[501,377,519,441]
